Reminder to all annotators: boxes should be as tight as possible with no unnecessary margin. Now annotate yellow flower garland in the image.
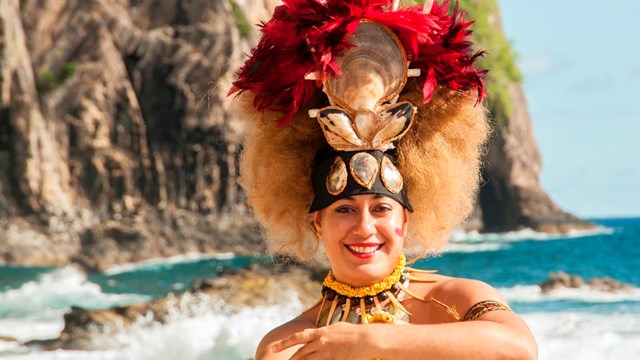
[322,254,406,298]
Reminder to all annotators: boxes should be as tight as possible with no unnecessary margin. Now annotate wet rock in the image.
[539,272,584,293]
[28,261,322,351]
[539,272,633,293]
[587,276,633,293]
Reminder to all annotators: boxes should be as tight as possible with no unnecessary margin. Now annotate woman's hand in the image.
[271,322,380,360]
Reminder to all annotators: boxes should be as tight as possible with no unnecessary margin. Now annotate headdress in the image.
[232,0,489,258]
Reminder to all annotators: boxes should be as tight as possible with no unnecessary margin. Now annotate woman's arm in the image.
[271,278,537,359]
[255,317,317,360]
[274,311,536,360]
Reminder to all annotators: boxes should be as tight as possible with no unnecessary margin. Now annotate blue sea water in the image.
[0,218,639,359]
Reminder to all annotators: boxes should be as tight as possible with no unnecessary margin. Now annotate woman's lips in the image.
[344,243,383,258]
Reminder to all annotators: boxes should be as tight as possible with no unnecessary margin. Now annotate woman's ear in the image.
[312,211,323,236]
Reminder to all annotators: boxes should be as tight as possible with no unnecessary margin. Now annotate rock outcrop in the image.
[0,0,593,269]
[539,272,634,293]
[27,261,323,350]
[1,0,264,269]
[479,84,593,233]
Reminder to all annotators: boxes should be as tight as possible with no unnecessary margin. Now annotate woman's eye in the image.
[374,206,392,213]
[336,207,354,213]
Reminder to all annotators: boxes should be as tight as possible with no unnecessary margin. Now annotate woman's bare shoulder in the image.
[423,275,509,319]
[434,276,505,302]
[255,312,317,360]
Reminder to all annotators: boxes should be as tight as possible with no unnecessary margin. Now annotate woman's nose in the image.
[353,210,376,237]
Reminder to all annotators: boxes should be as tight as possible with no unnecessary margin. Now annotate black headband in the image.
[309,148,413,213]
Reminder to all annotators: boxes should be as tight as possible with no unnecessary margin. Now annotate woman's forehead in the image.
[333,194,397,205]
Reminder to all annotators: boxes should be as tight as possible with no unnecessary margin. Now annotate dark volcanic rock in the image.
[478,67,594,234]
[539,272,633,294]
[0,0,263,268]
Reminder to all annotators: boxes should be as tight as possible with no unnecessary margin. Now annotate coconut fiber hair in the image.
[237,82,488,259]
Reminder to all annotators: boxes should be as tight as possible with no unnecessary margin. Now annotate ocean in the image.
[0,217,639,359]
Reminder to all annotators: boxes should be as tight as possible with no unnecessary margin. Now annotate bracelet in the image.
[463,300,511,321]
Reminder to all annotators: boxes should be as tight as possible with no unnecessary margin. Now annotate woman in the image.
[230,0,537,358]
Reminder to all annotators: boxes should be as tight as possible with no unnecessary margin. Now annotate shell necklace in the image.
[315,254,457,326]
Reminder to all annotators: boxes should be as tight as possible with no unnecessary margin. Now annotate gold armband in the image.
[463,300,511,321]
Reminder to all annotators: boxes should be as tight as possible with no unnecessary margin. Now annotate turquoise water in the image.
[88,256,258,297]
[0,265,51,293]
[420,218,640,287]
[0,218,639,359]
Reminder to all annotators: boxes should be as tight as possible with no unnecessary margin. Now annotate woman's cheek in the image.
[394,227,404,237]
[394,219,405,236]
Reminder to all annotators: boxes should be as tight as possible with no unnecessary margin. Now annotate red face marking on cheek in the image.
[395,227,404,237]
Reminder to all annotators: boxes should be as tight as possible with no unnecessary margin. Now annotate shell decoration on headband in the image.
[310,21,414,153]
[230,0,487,204]
[229,0,486,128]
[311,21,415,195]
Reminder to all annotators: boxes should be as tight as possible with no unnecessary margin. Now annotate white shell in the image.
[314,22,415,153]
[381,156,403,194]
[324,22,407,112]
[326,157,348,195]
[371,102,414,149]
[350,152,379,189]
[318,108,366,150]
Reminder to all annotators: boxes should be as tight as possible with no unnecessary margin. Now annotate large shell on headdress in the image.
[324,22,408,112]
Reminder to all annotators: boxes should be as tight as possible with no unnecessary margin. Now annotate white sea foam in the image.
[450,225,614,243]
[0,317,64,345]
[110,302,302,360]
[0,266,149,342]
[1,285,639,360]
[443,242,508,253]
[0,292,304,360]
[443,226,615,253]
[499,285,640,303]
[0,347,121,360]
[103,252,236,275]
[523,311,640,360]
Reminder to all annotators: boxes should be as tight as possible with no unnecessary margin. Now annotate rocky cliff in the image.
[464,0,592,233]
[0,0,592,269]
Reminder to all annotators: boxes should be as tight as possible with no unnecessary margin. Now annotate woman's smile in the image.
[344,242,384,258]
[312,194,407,286]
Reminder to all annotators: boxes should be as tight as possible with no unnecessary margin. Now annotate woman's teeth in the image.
[347,245,379,254]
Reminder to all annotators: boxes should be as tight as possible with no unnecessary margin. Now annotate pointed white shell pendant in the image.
[381,156,403,194]
[354,109,379,143]
[326,157,348,195]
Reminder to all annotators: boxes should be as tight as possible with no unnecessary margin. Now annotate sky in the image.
[499,0,640,218]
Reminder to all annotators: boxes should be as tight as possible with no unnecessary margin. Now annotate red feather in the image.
[229,0,486,127]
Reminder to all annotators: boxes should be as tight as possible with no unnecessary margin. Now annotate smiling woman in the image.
[231,0,537,359]
[313,195,407,288]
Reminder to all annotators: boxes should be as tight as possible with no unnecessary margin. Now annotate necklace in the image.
[316,254,456,326]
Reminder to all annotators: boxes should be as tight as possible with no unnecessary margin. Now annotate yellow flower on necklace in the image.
[323,254,406,297]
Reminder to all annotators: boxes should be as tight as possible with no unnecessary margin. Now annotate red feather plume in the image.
[229,0,486,127]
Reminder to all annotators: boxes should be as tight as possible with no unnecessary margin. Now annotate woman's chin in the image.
[340,264,395,287]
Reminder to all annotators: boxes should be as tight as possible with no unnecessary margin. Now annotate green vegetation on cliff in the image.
[411,0,521,125]
[456,0,521,125]
[36,63,77,94]
[229,0,251,38]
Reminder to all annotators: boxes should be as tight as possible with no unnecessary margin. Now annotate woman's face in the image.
[312,194,408,287]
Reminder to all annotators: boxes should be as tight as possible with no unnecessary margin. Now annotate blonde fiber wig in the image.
[238,82,489,259]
